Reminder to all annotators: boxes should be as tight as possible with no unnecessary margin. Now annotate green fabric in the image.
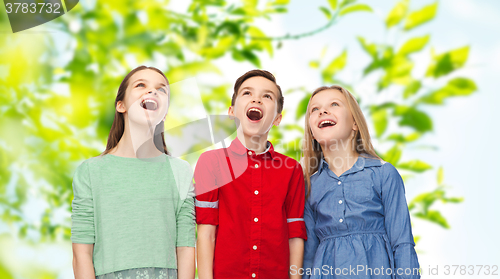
[71,153,195,276]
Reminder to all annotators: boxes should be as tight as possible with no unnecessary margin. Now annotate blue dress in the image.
[303,154,420,279]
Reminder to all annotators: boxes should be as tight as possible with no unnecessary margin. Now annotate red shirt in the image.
[195,137,307,279]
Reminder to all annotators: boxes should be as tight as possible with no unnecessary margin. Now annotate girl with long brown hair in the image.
[301,85,420,278]
[71,66,195,279]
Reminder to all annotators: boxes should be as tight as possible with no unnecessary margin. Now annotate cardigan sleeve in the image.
[381,162,420,278]
[71,161,95,244]
[173,159,196,247]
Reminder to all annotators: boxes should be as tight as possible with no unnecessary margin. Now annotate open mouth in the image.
[140,99,158,111]
[246,107,263,121]
[318,119,336,128]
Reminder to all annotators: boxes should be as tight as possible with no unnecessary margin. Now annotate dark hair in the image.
[231,69,284,114]
[101,65,170,156]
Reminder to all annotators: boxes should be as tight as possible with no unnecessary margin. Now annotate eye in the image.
[242,91,250,96]
[158,87,167,94]
[331,102,339,107]
[311,107,318,112]
[135,83,145,88]
[264,94,272,99]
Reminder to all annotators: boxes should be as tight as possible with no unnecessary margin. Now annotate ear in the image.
[228,106,235,120]
[352,121,358,131]
[272,113,282,126]
[116,100,126,113]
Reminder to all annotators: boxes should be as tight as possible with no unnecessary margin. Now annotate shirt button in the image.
[338,200,343,204]
[253,245,257,250]
[252,273,256,278]
[248,151,252,155]
[254,218,258,222]
[254,190,259,195]
[255,164,259,168]
[338,181,342,185]
[339,218,343,223]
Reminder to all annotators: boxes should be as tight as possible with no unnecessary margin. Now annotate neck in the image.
[110,119,163,158]
[321,140,359,177]
[236,129,269,154]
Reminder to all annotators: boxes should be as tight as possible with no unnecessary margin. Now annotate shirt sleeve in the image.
[176,163,196,247]
[381,162,420,278]
[71,161,95,244]
[303,197,319,279]
[285,162,307,239]
[194,152,219,225]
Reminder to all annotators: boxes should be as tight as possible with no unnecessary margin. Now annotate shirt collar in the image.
[318,153,384,176]
[228,137,276,159]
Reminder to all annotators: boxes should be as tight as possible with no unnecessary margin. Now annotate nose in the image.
[251,99,262,104]
[148,90,157,95]
[319,109,329,115]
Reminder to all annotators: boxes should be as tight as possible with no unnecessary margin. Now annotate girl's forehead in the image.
[311,89,347,104]
[130,69,167,84]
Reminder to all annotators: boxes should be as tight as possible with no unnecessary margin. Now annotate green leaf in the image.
[319,7,332,20]
[384,144,402,165]
[274,0,290,5]
[339,4,373,16]
[339,0,356,8]
[328,0,338,10]
[322,50,347,83]
[437,166,444,185]
[386,0,409,28]
[394,106,433,132]
[372,108,388,137]
[399,35,430,56]
[233,49,261,67]
[296,93,312,120]
[387,132,421,143]
[309,61,320,68]
[397,160,432,172]
[415,210,450,229]
[357,36,377,58]
[418,77,477,104]
[426,46,469,78]
[404,2,438,30]
[248,26,273,56]
[403,80,422,99]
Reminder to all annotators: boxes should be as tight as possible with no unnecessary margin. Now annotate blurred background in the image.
[1,0,499,278]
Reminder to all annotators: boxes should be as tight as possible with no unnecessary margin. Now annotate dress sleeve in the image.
[285,162,307,239]
[194,152,219,225]
[381,162,420,278]
[71,161,95,244]
[303,197,319,279]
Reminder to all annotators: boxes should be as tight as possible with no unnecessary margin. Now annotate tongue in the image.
[142,102,157,110]
[247,110,262,121]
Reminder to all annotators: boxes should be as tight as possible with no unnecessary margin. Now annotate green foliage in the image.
[0,0,471,254]
[385,0,409,28]
[403,2,438,30]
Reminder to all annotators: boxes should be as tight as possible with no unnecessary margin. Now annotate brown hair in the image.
[232,69,284,114]
[302,85,381,198]
[101,65,170,156]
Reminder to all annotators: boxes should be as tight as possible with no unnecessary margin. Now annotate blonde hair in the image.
[302,85,381,199]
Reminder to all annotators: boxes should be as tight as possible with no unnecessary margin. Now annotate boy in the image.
[195,70,306,279]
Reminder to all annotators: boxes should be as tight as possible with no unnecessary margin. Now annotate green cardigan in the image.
[71,153,195,276]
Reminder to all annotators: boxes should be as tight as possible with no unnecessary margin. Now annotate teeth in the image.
[142,99,157,106]
[248,108,262,115]
[319,120,336,127]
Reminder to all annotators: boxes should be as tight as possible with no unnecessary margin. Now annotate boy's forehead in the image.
[239,76,278,94]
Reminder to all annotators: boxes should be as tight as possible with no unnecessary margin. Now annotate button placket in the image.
[250,155,262,274]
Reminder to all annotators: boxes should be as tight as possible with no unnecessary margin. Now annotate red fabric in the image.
[195,137,307,279]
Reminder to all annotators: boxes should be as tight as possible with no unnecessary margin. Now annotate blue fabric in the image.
[303,154,420,279]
